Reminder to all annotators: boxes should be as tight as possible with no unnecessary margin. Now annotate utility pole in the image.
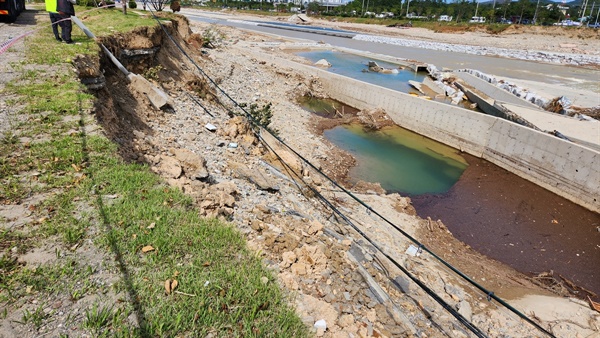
[533,0,540,24]
[406,0,410,17]
[474,1,479,18]
[580,0,589,20]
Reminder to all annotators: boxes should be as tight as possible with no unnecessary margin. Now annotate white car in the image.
[554,20,582,26]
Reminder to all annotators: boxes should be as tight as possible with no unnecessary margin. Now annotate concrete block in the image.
[128,74,173,110]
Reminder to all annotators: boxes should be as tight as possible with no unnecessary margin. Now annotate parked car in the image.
[588,22,600,28]
[469,16,486,23]
[554,20,581,26]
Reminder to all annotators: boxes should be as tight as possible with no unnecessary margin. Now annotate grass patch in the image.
[19,304,49,330]
[88,162,308,336]
[6,74,92,115]
[83,302,116,334]
[78,7,159,36]
[25,6,157,65]
[4,258,101,303]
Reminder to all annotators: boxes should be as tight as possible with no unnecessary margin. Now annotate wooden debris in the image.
[588,296,600,313]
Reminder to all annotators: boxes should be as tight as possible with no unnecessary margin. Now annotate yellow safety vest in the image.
[45,0,58,13]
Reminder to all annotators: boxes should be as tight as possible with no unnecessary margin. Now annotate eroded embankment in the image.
[73,15,600,338]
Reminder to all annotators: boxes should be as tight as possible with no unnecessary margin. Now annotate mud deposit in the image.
[411,154,600,298]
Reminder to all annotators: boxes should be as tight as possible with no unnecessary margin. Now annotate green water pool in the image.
[324,124,468,195]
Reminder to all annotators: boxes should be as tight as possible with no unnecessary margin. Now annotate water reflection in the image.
[325,123,468,195]
[297,50,425,94]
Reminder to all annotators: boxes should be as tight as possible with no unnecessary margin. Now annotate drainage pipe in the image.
[70,16,173,110]
[71,16,130,76]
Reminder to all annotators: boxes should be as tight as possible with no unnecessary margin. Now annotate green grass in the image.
[86,162,307,336]
[19,304,49,330]
[0,7,308,337]
[25,6,158,65]
[78,6,160,36]
[84,303,116,334]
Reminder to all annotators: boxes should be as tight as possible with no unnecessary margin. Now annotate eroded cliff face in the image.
[74,14,211,162]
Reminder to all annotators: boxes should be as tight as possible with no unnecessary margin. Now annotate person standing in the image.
[56,0,76,44]
[45,0,62,42]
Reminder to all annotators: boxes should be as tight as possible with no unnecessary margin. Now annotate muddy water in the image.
[297,96,360,118]
[319,116,600,296]
[324,124,468,195]
[411,154,600,297]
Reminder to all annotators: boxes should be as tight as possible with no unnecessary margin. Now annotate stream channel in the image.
[297,50,479,111]
[297,74,600,297]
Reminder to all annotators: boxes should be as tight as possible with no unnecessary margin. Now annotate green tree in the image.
[307,1,321,15]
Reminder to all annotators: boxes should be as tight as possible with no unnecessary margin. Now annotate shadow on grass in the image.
[77,91,150,338]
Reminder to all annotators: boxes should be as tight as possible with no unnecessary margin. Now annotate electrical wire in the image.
[259,134,488,337]
[143,10,556,338]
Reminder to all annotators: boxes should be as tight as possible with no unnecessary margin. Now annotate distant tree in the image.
[147,0,167,11]
[545,4,562,23]
[307,1,321,15]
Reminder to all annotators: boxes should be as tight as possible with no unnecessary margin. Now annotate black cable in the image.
[186,92,213,117]
[145,12,555,338]
[259,135,488,338]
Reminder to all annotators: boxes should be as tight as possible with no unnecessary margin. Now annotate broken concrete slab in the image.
[499,102,600,151]
[408,80,425,95]
[127,73,174,111]
[423,76,446,96]
[454,71,541,109]
[228,161,280,192]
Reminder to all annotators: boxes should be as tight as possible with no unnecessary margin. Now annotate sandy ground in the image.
[184,7,600,331]
[181,9,600,57]
[180,11,600,335]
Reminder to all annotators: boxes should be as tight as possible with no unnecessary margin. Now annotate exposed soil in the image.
[2,7,600,337]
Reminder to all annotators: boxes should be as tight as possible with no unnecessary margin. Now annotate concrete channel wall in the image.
[264,55,599,212]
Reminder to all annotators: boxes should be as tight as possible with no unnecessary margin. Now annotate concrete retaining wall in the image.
[263,55,600,212]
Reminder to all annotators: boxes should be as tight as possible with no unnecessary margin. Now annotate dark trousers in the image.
[58,14,72,42]
[49,12,62,40]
